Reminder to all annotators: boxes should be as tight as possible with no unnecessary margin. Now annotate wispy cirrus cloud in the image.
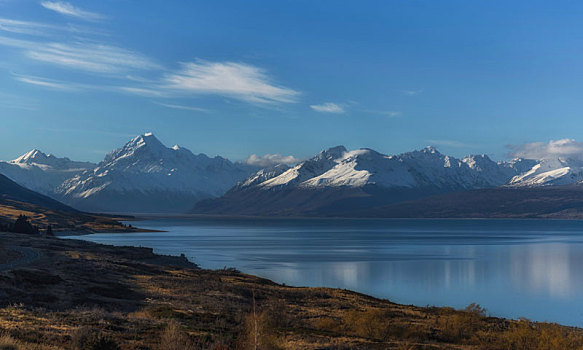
[0,18,109,37]
[27,42,160,73]
[160,61,299,104]
[14,74,75,90]
[363,109,402,117]
[40,1,104,21]
[246,153,299,167]
[0,35,160,73]
[153,102,210,113]
[310,102,345,113]
[0,16,298,106]
[0,18,56,36]
[402,89,423,96]
[507,139,583,160]
[0,92,37,111]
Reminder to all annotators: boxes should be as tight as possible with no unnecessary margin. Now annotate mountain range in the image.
[3,134,583,217]
[193,146,540,216]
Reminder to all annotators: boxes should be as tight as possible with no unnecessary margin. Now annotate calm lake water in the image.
[65,217,583,326]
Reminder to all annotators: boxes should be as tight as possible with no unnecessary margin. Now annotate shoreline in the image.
[1,231,582,349]
[59,220,583,329]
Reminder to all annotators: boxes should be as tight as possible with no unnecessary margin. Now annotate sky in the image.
[2,0,583,164]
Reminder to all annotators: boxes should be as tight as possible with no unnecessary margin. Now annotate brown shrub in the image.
[239,299,286,350]
[0,334,18,350]
[490,320,583,350]
[158,320,195,350]
[344,308,392,341]
[71,327,120,350]
[439,303,487,343]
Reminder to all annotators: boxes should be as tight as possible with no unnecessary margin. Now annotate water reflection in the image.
[67,218,583,326]
[510,243,573,298]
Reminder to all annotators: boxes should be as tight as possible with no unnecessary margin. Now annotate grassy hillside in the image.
[0,232,581,350]
[0,173,147,233]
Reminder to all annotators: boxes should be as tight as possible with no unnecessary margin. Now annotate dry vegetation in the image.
[0,232,582,349]
[0,200,149,234]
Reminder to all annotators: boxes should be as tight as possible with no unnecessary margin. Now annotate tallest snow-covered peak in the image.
[128,132,165,150]
[57,133,257,212]
[104,132,168,162]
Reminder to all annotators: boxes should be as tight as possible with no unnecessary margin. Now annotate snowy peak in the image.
[314,145,347,161]
[12,149,49,164]
[241,146,525,192]
[55,133,258,212]
[9,149,94,171]
[104,132,167,162]
[258,146,348,188]
[421,145,440,154]
[508,157,583,187]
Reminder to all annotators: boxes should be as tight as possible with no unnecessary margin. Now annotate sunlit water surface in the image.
[64,218,583,326]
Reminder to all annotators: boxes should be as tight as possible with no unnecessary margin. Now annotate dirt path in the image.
[0,246,41,271]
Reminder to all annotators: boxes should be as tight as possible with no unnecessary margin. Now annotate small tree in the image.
[12,215,37,235]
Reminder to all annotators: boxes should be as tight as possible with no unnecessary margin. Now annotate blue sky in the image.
[1,0,583,163]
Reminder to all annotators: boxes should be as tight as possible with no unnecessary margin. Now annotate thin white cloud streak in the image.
[1,24,297,105]
[0,35,160,73]
[508,139,583,160]
[363,109,402,117]
[117,86,168,97]
[0,18,109,37]
[14,75,75,90]
[402,89,423,96]
[310,102,345,113]
[26,42,160,73]
[246,153,299,167]
[41,1,104,21]
[0,92,37,111]
[161,61,299,104]
[153,102,210,113]
[0,35,34,49]
[0,18,56,35]
[381,111,401,117]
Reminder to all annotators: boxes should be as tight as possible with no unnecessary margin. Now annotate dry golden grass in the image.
[0,232,582,350]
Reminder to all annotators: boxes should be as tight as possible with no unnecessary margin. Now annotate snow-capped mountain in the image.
[193,145,531,216]
[508,158,583,187]
[0,150,95,195]
[55,133,258,213]
[242,146,522,191]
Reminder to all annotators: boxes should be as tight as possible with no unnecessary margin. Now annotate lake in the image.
[65,217,583,326]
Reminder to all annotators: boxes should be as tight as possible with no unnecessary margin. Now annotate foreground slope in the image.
[56,133,258,213]
[0,173,133,232]
[0,232,581,349]
[0,172,77,214]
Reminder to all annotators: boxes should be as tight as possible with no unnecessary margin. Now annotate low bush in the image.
[158,320,194,350]
[71,327,120,350]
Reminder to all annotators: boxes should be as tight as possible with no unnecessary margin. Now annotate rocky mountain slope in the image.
[0,150,95,196]
[193,146,533,216]
[54,133,258,213]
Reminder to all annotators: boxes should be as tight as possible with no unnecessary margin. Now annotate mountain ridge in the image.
[4,136,583,215]
[193,145,583,217]
[54,133,259,213]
